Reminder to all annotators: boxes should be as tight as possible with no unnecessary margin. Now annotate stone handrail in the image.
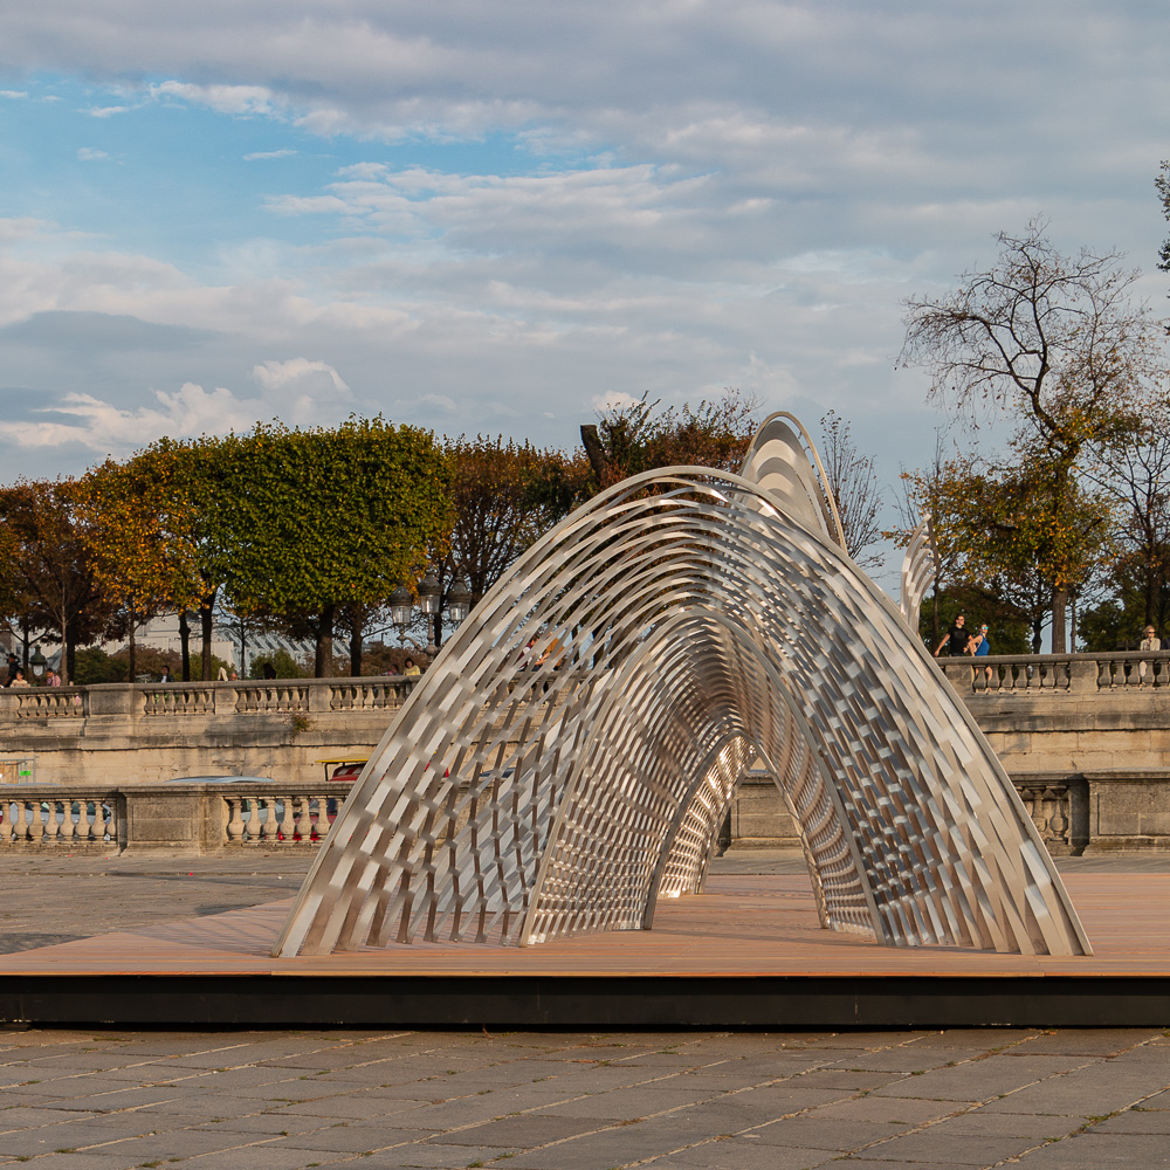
[940,650,1170,695]
[220,785,348,845]
[0,780,355,850]
[0,675,420,721]
[1,654,1167,721]
[0,786,122,846]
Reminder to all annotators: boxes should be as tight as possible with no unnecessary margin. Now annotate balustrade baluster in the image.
[28,801,45,842]
[59,801,73,843]
[253,798,273,842]
[0,800,10,844]
[1046,786,1068,844]
[225,798,245,842]
[278,795,297,842]
[43,801,60,843]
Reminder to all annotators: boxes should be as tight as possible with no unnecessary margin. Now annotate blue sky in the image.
[1,0,1168,586]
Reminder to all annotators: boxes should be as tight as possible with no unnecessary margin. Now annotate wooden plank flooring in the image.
[1,873,1168,979]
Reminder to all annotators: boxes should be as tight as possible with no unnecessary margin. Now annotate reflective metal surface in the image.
[275,416,1091,959]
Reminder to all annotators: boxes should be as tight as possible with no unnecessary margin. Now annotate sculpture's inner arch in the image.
[276,419,1092,961]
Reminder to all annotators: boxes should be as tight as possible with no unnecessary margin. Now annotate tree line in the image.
[13,200,1165,677]
[0,396,790,683]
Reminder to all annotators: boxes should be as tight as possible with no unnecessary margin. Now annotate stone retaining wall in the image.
[2,651,1170,852]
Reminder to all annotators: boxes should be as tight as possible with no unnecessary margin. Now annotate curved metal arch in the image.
[275,456,1091,959]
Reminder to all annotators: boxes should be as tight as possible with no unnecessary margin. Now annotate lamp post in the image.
[391,570,474,657]
[29,645,46,682]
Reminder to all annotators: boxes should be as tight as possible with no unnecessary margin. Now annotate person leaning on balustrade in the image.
[1139,625,1162,680]
[934,613,972,658]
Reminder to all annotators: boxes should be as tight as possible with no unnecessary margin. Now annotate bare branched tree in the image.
[900,217,1160,651]
[818,410,883,571]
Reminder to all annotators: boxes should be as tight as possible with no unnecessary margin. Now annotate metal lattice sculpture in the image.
[900,512,936,628]
[275,414,1091,958]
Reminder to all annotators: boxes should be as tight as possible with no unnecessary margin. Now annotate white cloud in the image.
[0,89,27,99]
[251,357,350,396]
[591,391,639,413]
[0,0,1166,515]
[83,104,128,117]
[0,217,55,243]
[0,384,269,454]
[151,80,278,116]
[76,147,109,161]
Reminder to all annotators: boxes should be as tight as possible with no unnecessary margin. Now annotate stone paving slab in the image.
[0,1020,1161,1170]
[1010,1131,1170,1166]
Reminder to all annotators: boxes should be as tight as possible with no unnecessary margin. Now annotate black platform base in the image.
[3,974,1169,1030]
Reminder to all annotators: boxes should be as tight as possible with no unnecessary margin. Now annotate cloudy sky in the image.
[1,0,1168,534]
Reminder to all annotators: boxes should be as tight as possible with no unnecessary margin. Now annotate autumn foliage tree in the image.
[0,479,112,683]
[901,219,1160,651]
[77,452,205,679]
[446,435,588,602]
[579,390,759,489]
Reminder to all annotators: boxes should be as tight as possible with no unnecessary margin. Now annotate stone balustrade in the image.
[1,659,1169,853]
[0,676,419,723]
[939,649,1170,694]
[0,780,352,851]
[0,788,121,847]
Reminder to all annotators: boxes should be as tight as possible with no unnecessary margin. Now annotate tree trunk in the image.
[59,592,69,686]
[349,614,363,677]
[580,424,608,483]
[179,611,191,681]
[1031,618,1043,655]
[1146,552,1158,628]
[315,604,335,677]
[127,603,137,681]
[1051,587,1067,654]
[200,601,214,681]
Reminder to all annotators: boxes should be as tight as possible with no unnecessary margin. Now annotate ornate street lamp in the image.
[29,645,46,680]
[447,575,473,624]
[389,569,474,658]
[417,569,442,616]
[389,585,414,642]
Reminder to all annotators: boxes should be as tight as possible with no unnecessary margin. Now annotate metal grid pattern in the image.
[275,421,1091,959]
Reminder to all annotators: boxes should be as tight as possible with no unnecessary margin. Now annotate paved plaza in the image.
[1,1024,1169,1169]
[2,851,1169,1168]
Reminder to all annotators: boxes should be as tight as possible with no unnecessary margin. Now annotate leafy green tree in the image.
[894,450,1113,653]
[248,648,308,679]
[218,417,453,677]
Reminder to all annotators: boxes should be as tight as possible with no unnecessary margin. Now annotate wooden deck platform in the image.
[3,874,1169,1028]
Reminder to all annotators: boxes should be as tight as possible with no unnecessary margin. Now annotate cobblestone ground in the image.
[3,851,1170,1167]
[1,1026,1169,1169]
